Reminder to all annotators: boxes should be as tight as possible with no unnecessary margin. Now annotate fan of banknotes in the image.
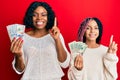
[6,24,25,41]
[68,41,87,66]
[68,41,87,55]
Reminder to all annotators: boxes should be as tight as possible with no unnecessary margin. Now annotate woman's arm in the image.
[11,37,25,73]
[49,18,70,68]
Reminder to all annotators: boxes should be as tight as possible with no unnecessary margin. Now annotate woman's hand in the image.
[10,37,23,57]
[107,35,118,54]
[11,37,25,72]
[74,55,83,70]
[49,17,60,40]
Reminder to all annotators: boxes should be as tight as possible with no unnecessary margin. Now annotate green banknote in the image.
[68,41,87,66]
[68,41,87,55]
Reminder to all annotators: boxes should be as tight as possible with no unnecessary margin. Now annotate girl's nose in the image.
[90,28,95,32]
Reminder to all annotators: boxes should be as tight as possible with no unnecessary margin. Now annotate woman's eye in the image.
[42,14,47,16]
[33,13,37,17]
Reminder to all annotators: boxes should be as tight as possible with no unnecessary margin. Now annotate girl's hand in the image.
[107,35,118,54]
[49,17,60,40]
[74,55,83,70]
[10,37,23,57]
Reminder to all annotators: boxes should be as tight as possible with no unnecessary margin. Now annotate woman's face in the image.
[32,6,48,30]
[85,20,99,42]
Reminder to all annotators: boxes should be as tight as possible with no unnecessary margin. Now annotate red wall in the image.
[0,0,120,80]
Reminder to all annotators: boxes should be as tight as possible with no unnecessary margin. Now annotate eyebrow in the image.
[33,11,47,14]
[87,25,98,27]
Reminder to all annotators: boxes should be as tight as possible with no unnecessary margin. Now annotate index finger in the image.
[54,17,57,26]
[110,35,113,44]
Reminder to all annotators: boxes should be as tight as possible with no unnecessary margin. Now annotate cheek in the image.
[84,32,88,38]
[45,17,48,22]
[85,30,89,36]
[32,17,36,22]
[97,30,99,35]
[32,19,36,26]
[95,31,99,38]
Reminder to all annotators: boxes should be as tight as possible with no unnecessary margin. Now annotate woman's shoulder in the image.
[23,30,35,40]
[25,30,33,35]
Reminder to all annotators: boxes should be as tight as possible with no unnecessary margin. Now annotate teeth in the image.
[37,22,43,25]
[89,34,96,37]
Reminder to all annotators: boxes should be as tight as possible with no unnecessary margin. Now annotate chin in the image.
[89,37,97,40]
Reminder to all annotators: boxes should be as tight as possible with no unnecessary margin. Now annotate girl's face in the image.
[33,6,48,30]
[85,20,99,42]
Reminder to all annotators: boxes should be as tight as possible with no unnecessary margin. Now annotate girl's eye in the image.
[86,27,90,30]
[95,27,99,29]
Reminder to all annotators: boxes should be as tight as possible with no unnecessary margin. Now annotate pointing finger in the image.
[54,17,57,26]
[110,35,113,45]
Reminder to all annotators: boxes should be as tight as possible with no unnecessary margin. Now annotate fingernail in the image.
[13,37,16,40]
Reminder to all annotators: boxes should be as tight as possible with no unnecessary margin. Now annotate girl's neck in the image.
[86,41,100,48]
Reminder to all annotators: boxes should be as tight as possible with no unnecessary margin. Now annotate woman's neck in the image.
[27,29,49,38]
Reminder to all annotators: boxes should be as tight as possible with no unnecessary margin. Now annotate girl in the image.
[68,17,118,80]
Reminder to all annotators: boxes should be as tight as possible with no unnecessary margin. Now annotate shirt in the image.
[68,45,118,80]
[12,33,70,80]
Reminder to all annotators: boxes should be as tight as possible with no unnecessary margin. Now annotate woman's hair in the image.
[78,17,103,44]
[23,1,55,30]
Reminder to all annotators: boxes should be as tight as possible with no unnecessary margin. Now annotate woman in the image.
[11,1,70,80]
[68,17,118,80]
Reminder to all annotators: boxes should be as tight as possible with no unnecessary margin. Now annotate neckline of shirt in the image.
[24,33,50,40]
[87,44,102,50]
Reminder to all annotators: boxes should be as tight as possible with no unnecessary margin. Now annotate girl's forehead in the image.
[87,20,97,25]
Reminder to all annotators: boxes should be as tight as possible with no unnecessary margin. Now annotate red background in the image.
[0,0,120,80]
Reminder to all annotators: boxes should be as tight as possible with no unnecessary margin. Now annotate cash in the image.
[68,41,87,55]
[6,24,25,41]
[68,41,87,66]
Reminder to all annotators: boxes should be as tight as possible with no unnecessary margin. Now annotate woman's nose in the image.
[37,15,42,20]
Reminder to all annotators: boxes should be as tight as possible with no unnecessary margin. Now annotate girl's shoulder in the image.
[100,44,108,48]
[99,44,108,51]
